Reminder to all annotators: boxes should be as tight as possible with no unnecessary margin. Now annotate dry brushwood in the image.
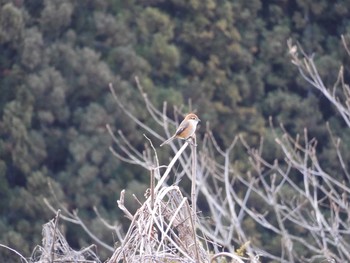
[107,185,208,263]
[106,139,210,262]
[30,210,100,263]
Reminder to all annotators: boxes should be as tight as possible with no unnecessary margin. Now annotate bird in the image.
[160,113,201,147]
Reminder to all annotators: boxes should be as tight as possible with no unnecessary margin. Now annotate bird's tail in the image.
[160,136,175,147]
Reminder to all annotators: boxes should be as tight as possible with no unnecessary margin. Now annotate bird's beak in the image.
[198,118,201,122]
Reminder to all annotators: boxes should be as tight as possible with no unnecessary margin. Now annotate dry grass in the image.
[107,186,208,263]
[29,211,100,263]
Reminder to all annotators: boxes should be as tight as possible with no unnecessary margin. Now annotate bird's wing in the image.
[174,121,189,137]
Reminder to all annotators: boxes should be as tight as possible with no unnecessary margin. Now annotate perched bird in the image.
[160,113,201,147]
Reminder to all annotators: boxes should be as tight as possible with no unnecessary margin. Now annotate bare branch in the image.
[0,244,29,263]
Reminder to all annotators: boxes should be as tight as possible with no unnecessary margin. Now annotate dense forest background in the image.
[1,0,350,261]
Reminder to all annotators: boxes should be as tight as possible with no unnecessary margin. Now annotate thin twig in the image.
[50,209,61,262]
[155,142,189,192]
[191,135,197,224]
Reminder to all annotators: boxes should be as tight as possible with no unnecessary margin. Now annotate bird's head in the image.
[185,113,201,123]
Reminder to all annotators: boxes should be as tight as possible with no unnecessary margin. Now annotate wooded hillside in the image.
[1,0,350,262]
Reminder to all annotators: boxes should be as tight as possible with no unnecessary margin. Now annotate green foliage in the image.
[0,3,23,44]
[137,7,174,40]
[262,90,326,137]
[40,0,74,37]
[0,160,9,207]
[21,27,44,70]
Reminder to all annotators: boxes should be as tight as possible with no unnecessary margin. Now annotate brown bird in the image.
[160,113,201,147]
